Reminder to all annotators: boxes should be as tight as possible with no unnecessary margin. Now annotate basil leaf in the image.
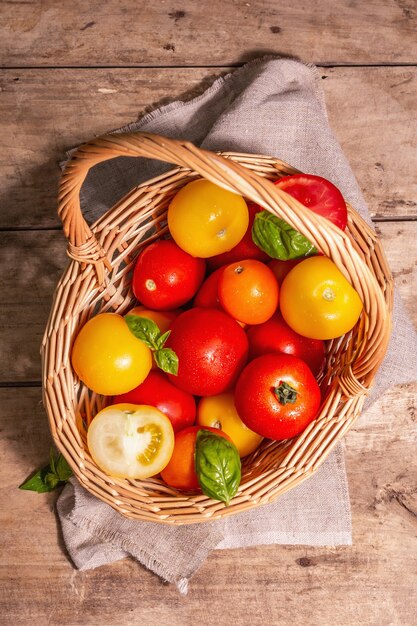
[45,472,60,490]
[126,314,179,375]
[156,330,171,349]
[154,348,179,376]
[49,446,56,474]
[195,430,241,505]
[252,210,317,260]
[56,454,73,482]
[19,449,73,493]
[125,315,160,349]
[19,468,53,493]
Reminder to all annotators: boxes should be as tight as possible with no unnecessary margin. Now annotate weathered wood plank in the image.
[1,66,416,228]
[1,0,416,67]
[2,1,416,621]
[0,230,68,383]
[1,382,415,625]
[0,222,415,384]
[323,67,417,220]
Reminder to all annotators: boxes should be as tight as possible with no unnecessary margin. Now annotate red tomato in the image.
[165,308,248,396]
[160,426,231,491]
[246,312,326,376]
[113,370,196,433]
[132,240,206,310]
[275,174,348,230]
[193,266,225,309]
[235,353,321,440]
[207,202,269,270]
[268,258,303,285]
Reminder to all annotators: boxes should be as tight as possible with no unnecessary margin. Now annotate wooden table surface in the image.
[1,2,416,624]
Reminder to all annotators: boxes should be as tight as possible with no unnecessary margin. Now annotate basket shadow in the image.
[0,227,69,385]
[0,155,62,229]
[235,48,302,65]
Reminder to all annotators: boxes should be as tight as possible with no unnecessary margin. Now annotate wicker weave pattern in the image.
[41,133,393,524]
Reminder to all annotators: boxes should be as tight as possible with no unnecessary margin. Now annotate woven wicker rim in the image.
[42,133,393,524]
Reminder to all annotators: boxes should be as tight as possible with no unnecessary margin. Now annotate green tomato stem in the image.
[273,381,298,405]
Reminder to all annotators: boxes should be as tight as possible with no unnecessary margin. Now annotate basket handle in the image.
[59,132,286,283]
[58,132,330,281]
[59,131,391,391]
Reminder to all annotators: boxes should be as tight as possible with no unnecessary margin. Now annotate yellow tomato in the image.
[167,179,249,257]
[71,313,152,395]
[280,257,363,340]
[87,404,174,479]
[197,393,263,457]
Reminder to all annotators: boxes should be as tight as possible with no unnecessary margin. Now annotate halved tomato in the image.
[87,404,174,479]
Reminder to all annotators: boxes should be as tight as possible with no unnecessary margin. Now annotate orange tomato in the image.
[218,259,279,325]
[126,306,180,370]
[126,306,180,334]
[160,426,231,491]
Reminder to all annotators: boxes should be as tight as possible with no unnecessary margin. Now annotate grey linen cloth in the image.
[57,57,417,593]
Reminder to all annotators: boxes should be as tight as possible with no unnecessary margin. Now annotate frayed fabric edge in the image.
[67,509,192,594]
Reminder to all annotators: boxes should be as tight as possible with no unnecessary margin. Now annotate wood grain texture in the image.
[1,66,416,228]
[0,221,415,384]
[1,0,416,67]
[2,2,417,620]
[1,383,415,625]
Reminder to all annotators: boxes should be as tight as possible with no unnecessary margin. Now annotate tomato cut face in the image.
[87,404,174,479]
[275,174,348,231]
[113,371,196,433]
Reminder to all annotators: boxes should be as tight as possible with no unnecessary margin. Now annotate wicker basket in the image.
[42,132,393,524]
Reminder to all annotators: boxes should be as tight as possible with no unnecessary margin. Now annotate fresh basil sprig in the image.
[19,447,73,493]
[125,315,178,376]
[252,210,317,260]
[195,430,241,505]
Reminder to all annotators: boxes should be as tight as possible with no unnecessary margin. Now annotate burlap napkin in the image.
[57,57,417,593]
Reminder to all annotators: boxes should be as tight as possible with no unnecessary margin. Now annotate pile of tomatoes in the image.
[71,174,363,504]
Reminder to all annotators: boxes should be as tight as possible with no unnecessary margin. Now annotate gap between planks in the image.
[1,63,417,70]
[0,216,416,234]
